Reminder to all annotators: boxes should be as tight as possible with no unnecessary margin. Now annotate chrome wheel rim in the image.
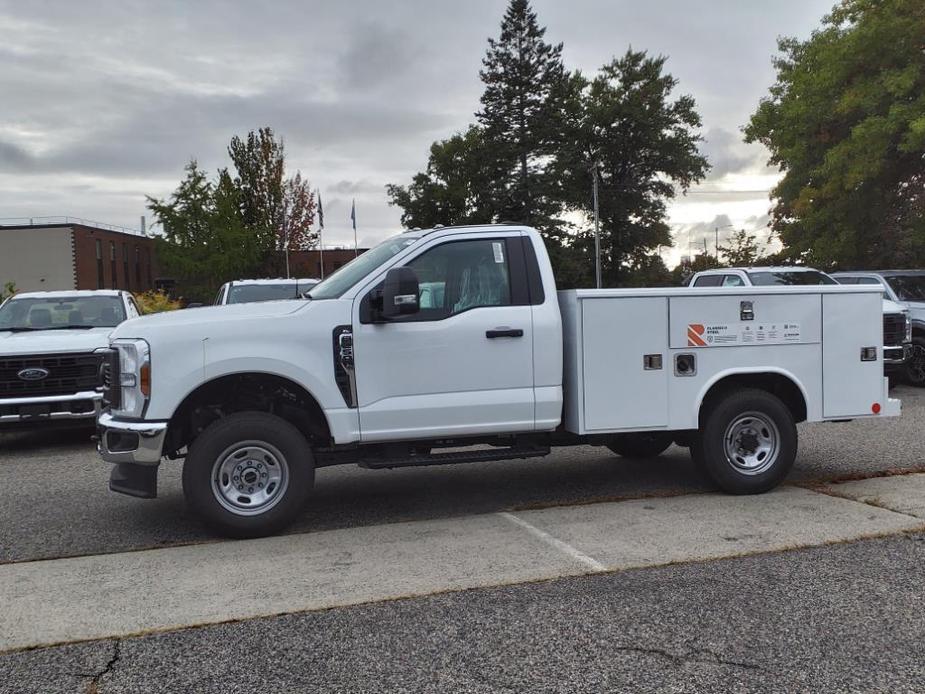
[909,344,925,385]
[723,412,779,475]
[210,441,289,516]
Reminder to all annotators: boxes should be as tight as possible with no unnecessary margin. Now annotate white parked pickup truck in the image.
[213,278,320,305]
[97,225,900,537]
[0,290,139,427]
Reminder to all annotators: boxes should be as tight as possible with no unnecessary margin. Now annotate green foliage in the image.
[476,0,569,234]
[149,162,262,301]
[387,0,707,288]
[745,0,925,268]
[133,290,182,314]
[718,230,767,266]
[149,128,317,300]
[0,281,16,302]
[670,253,723,285]
[557,50,709,286]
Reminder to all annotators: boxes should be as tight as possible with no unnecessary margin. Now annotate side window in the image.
[405,238,512,319]
[214,287,225,305]
[836,277,858,284]
[126,295,140,318]
[856,276,890,299]
[722,275,745,287]
[693,275,723,287]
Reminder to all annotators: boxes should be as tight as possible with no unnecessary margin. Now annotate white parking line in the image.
[498,511,607,572]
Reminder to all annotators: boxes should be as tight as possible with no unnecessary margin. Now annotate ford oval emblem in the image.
[17,367,50,382]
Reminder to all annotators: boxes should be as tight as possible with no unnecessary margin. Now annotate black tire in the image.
[696,388,797,494]
[182,411,314,538]
[607,432,673,459]
[906,336,925,387]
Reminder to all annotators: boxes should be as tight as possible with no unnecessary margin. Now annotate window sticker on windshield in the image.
[492,242,504,264]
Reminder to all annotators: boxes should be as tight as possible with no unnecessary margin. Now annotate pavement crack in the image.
[84,639,120,694]
[613,643,764,672]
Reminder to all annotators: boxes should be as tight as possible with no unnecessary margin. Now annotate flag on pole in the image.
[317,191,325,229]
[350,199,358,257]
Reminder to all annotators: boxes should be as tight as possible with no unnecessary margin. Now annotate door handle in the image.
[486,328,524,339]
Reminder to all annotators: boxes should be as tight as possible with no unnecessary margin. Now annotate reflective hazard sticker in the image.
[492,241,504,263]
[688,322,801,347]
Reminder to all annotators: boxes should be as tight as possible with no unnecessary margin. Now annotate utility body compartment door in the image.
[580,297,669,431]
[821,292,883,418]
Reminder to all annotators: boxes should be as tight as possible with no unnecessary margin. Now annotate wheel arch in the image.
[164,371,332,458]
[697,369,809,425]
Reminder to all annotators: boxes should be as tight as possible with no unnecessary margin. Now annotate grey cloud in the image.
[338,22,420,90]
[0,0,833,236]
[699,128,765,179]
[327,180,384,195]
[0,140,33,170]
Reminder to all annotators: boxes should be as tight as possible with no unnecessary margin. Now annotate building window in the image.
[110,241,117,289]
[95,239,104,289]
[123,244,130,291]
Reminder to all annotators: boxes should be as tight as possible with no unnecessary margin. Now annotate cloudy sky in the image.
[0,0,835,266]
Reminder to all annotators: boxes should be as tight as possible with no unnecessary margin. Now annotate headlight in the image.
[906,314,913,343]
[112,338,150,418]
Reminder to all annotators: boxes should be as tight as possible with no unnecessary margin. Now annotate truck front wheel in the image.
[182,411,314,538]
[693,389,797,494]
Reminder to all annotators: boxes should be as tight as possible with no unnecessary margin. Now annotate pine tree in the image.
[476,0,567,231]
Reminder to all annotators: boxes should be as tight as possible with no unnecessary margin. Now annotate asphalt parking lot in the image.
[1,384,923,693]
[1,385,923,564]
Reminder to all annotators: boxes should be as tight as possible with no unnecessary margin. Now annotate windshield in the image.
[0,296,126,331]
[748,270,837,286]
[885,275,925,301]
[308,234,420,299]
[226,280,317,305]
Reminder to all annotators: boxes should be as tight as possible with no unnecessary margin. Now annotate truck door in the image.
[352,233,536,442]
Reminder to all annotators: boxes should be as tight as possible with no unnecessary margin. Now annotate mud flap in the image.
[109,463,158,499]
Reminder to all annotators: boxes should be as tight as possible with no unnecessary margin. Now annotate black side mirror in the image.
[380,267,420,319]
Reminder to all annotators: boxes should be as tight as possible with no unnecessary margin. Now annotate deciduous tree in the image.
[745,0,925,268]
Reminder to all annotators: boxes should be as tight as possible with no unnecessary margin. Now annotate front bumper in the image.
[884,344,912,367]
[0,391,102,426]
[97,411,168,465]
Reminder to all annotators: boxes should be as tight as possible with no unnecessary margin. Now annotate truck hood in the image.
[0,327,113,356]
[110,300,310,341]
[900,300,925,323]
[883,298,906,315]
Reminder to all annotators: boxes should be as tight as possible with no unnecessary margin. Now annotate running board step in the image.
[359,446,550,470]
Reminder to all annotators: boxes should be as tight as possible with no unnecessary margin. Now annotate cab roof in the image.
[225,278,319,286]
[697,266,825,274]
[11,289,125,299]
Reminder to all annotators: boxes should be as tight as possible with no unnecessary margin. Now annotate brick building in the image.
[0,219,158,293]
[288,248,368,280]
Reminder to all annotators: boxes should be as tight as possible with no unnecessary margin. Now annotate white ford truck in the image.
[0,290,139,427]
[97,225,900,537]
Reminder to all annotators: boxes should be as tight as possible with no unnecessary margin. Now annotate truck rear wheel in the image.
[693,389,796,494]
[607,432,673,459]
[907,337,925,387]
[182,411,314,538]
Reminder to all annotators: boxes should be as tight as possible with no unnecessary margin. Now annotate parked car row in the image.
[688,266,916,383]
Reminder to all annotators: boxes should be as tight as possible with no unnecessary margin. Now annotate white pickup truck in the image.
[0,290,139,427]
[97,225,900,537]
